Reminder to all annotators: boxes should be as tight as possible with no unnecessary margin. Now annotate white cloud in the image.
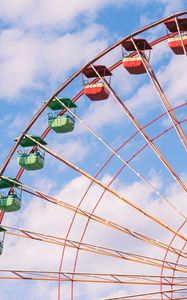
[0,0,185,102]
[50,138,89,166]
[134,0,185,16]
[0,23,108,100]
[0,0,184,31]
[0,0,124,30]
[160,0,185,15]
[6,113,28,138]
[157,55,187,105]
[0,28,39,99]
[74,95,128,137]
[124,81,159,117]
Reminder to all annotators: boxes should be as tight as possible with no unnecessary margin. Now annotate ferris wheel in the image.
[0,9,187,300]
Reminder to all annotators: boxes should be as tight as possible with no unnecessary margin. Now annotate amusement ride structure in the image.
[0,10,187,300]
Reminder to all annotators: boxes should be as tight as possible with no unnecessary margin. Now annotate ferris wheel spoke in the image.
[130,37,187,151]
[90,64,187,193]
[54,97,187,221]
[2,177,187,260]
[3,178,187,266]
[42,107,186,300]
[2,270,187,285]
[3,224,187,273]
[62,115,187,300]
[21,136,187,244]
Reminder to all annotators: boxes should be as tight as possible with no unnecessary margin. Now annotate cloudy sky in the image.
[0,1,187,300]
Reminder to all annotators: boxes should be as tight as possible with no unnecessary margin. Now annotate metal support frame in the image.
[131,37,187,151]
[54,97,186,220]
[3,223,187,272]
[2,176,187,256]
[2,270,187,285]
[22,136,187,246]
[90,64,187,193]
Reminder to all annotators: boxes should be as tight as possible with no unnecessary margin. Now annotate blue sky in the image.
[0,1,187,300]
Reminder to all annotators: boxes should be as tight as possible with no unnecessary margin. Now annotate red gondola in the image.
[168,36,187,55]
[83,83,109,101]
[164,18,187,55]
[121,38,151,75]
[122,56,146,75]
[82,65,112,101]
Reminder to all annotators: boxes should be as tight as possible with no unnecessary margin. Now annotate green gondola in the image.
[48,115,75,133]
[15,136,47,171]
[0,177,22,212]
[0,226,6,255]
[0,192,21,212]
[45,98,77,133]
[17,151,45,170]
